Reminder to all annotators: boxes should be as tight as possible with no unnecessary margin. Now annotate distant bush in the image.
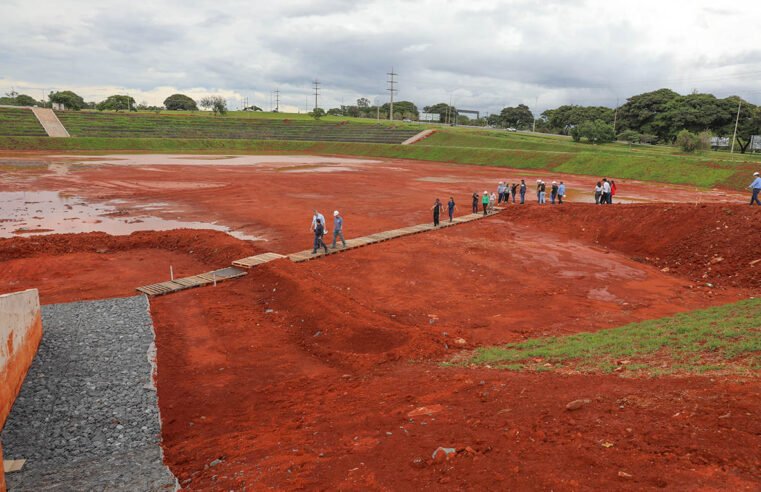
[617,130,641,144]
[310,107,326,120]
[675,129,699,152]
[199,96,227,116]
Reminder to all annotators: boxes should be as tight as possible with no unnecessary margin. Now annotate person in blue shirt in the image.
[558,181,566,204]
[312,218,329,254]
[331,210,346,248]
[519,180,526,204]
[447,196,456,222]
[749,172,761,206]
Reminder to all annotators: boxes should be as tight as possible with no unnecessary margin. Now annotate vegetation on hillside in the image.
[469,298,761,376]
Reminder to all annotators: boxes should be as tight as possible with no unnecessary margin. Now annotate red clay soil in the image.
[0,153,749,253]
[500,203,761,290]
[152,207,759,490]
[0,230,263,304]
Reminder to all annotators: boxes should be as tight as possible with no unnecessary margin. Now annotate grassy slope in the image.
[1,110,759,190]
[469,298,761,377]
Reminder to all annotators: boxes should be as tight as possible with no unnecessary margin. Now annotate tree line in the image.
[0,91,234,116]
[5,87,759,152]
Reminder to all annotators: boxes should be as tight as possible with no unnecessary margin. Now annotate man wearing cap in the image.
[749,172,761,206]
[331,210,346,248]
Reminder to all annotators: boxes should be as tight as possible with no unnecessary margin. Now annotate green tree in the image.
[199,96,227,116]
[616,88,680,141]
[15,94,37,106]
[572,120,615,144]
[164,93,198,111]
[499,104,534,130]
[48,90,85,110]
[381,101,418,119]
[96,95,137,111]
[357,97,370,108]
[541,105,614,134]
[310,107,326,120]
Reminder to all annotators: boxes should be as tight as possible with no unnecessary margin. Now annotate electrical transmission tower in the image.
[274,89,280,112]
[387,68,398,121]
[313,80,320,110]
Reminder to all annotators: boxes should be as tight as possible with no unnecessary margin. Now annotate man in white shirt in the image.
[601,179,612,205]
[310,210,326,233]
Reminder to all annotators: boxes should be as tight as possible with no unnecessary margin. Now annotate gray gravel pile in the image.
[1,295,177,491]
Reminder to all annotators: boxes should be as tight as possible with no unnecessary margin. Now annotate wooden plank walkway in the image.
[137,208,502,295]
[288,210,500,263]
[137,266,247,297]
[233,252,287,269]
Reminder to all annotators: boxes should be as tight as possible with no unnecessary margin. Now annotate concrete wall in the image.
[0,289,42,491]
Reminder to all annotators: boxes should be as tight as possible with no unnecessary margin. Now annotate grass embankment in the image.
[1,109,759,190]
[469,298,761,377]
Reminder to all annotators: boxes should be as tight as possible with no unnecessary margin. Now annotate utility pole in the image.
[313,80,320,110]
[613,97,619,133]
[386,67,397,120]
[275,89,280,112]
[730,100,741,154]
[532,96,538,132]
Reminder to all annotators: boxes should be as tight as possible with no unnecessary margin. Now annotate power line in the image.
[387,67,397,121]
[312,79,320,110]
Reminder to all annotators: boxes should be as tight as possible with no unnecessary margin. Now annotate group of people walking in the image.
[594,178,617,204]
[314,171,760,252]
[310,209,346,254]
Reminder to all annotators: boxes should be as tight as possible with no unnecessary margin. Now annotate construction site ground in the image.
[1,152,759,490]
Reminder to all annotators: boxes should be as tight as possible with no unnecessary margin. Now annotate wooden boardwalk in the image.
[288,210,499,263]
[136,266,247,296]
[137,209,501,296]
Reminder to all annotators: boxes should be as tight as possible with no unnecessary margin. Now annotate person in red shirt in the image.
[610,180,617,204]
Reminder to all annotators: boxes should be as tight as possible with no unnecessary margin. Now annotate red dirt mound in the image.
[152,261,761,490]
[502,203,760,290]
[0,229,263,304]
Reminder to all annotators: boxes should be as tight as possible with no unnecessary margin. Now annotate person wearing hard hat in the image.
[539,180,547,205]
[331,210,346,248]
[558,181,566,204]
[749,172,761,206]
[482,190,489,215]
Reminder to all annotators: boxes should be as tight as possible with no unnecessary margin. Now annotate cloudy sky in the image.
[2,0,761,115]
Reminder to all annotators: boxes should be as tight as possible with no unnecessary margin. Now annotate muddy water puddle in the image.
[0,191,260,240]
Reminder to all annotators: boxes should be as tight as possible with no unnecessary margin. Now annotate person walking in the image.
[447,196,456,221]
[497,182,505,204]
[489,192,497,212]
[519,179,526,204]
[331,210,346,249]
[536,179,542,203]
[558,181,566,204]
[539,180,547,204]
[601,178,611,205]
[482,190,489,215]
[472,192,479,213]
[550,181,558,204]
[312,217,329,254]
[311,209,326,232]
[610,180,617,204]
[594,181,602,204]
[432,198,443,226]
[749,172,761,205]
[510,182,518,203]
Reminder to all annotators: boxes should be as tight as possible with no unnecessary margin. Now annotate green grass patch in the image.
[470,298,761,377]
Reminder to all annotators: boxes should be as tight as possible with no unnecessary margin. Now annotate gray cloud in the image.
[2,0,760,114]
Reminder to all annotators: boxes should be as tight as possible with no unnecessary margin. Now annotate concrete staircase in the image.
[30,108,70,137]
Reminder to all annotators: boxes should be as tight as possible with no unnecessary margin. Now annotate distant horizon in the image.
[3,0,761,115]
